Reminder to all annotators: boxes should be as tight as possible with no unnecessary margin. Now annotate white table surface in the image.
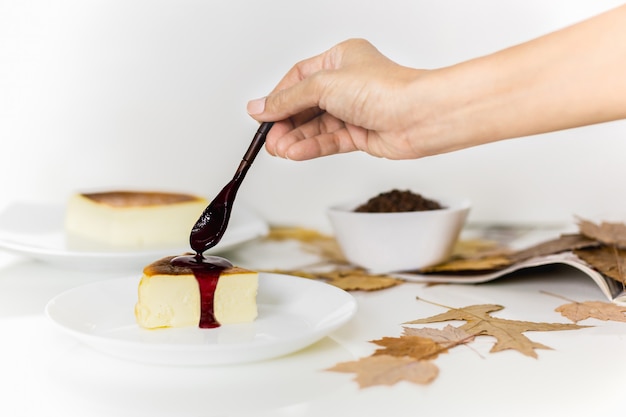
[1,237,625,417]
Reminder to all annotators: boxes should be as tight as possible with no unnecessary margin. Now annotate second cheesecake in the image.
[65,190,208,249]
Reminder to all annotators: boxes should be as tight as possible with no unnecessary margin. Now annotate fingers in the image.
[248,74,329,123]
[249,38,386,160]
[268,131,344,161]
[247,40,359,122]
[265,113,363,160]
[263,121,294,156]
[281,134,339,161]
[270,49,331,94]
[247,49,329,120]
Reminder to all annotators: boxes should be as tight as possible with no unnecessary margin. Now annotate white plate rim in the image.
[45,272,358,365]
[0,201,268,268]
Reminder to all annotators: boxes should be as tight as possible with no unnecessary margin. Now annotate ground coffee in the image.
[354,189,444,213]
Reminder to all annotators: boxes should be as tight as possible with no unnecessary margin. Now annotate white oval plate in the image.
[0,201,268,270]
[45,273,357,365]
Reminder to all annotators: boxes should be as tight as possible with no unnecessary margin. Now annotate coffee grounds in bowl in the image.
[354,189,444,213]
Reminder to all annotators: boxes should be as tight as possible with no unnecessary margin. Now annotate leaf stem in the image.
[415,296,455,311]
[539,290,579,304]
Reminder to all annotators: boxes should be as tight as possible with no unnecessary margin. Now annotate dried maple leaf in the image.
[405,303,587,358]
[577,218,626,248]
[555,300,626,323]
[321,269,404,291]
[451,239,511,259]
[266,268,404,291]
[371,335,446,360]
[265,226,347,263]
[421,239,511,273]
[402,324,475,348]
[300,237,346,263]
[327,355,439,388]
[422,234,597,274]
[507,233,599,263]
[574,246,626,284]
[265,226,330,242]
[421,255,512,273]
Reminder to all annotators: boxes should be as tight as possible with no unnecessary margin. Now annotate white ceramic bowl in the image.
[327,196,471,273]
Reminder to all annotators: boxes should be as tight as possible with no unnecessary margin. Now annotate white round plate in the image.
[45,273,358,365]
[0,201,268,270]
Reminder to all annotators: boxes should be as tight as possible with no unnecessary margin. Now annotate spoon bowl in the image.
[189,122,274,255]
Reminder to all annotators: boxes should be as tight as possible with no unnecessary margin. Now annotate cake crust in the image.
[142,255,252,277]
[81,191,203,207]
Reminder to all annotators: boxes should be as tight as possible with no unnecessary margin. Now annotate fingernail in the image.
[247,97,266,115]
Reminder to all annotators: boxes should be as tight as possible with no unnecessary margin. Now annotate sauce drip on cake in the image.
[169,254,233,328]
[137,255,257,329]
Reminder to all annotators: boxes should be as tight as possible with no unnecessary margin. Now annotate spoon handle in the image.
[236,122,274,177]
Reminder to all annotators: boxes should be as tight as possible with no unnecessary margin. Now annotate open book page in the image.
[392,224,626,305]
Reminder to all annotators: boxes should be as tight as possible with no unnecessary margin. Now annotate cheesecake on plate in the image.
[135,255,259,329]
[65,190,207,249]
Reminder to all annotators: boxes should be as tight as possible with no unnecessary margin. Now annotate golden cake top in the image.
[143,255,252,277]
[81,191,205,208]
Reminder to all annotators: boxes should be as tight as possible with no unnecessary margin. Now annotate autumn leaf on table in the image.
[402,324,476,349]
[421,234,597,273]
[266,226,329,242]
[370,335,446,360]
[577,218,626,248]
[555,300,626,323]
[327,355,439,388]
[405,302,587,358]
[320,269,404,291]
[420,255,512,273]
[452,238,509,258]
[265,226,347,263]
[266,268,404,291]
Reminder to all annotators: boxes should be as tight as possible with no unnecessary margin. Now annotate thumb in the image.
[246,97,267,116]
[247,76,324,121]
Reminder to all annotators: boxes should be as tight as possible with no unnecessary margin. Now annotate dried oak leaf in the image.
[265,226,330,242]
[266,268,404,291]
[421,255,512,273]
[451,239,511,259]
[371,335,446,360]
[321,269,404,291]
[555,300,626,323]
[265,226,346,263]
[507,233,599,263]
[421,239,511,273]
[327,355,439,388]
[422,234,597,274]
[578,219,626,247]
[300,237,346,263]
[574,246,626,284]
[577,218,626,248]
[405,304,587,358]
[402,324,475,348]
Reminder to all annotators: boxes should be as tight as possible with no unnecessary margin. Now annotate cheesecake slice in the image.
[135,255,259,329]
[65,190,207,249]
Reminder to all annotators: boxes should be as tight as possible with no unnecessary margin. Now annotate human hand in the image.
[249,6,626,162]
[247,39,435,160]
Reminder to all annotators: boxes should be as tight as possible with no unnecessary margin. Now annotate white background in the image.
[2,0,626,230]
